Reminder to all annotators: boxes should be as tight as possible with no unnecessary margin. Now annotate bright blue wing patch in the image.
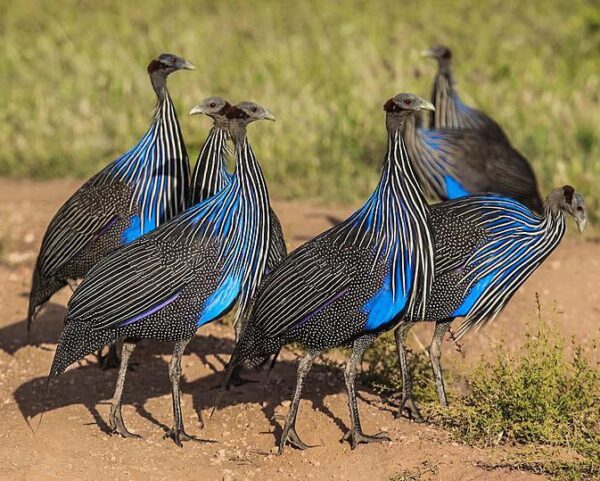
[197,274,241,327]
[122,214,142,244]
[451,274,494,318]
[444,175,470,199]
[363,263,413,331]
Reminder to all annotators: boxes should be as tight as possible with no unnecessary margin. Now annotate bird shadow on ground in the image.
[0,302,66,355]
[13,332,384,446]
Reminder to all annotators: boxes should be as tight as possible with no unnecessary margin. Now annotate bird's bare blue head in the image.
[147,53,195,99]
[546,185,587,233]
[189,96,231,128]
[147,53,195,75]
[226,101,275,142]
[422,44,452,69]
[383,93,434,132]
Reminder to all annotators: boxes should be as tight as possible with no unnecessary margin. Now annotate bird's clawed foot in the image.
[278,425,316,455]
[396,394,424,423]
[109,408,142,439]
[341,428,390,450]
[164,427,216,447]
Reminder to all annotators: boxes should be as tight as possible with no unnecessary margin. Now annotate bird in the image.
[393,185,587,420]
[215,93,436,454]
[28,53,194,335]
[49,101,276,446]
[422,44,506,136]
[403,104,544,213]
[189,97,288,338]
[406,45,543,212]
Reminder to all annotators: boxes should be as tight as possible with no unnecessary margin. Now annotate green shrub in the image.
[436,321,600,479]
[361,331,439,405]
[362,319,600,480]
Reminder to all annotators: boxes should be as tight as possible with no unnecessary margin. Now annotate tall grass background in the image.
[1,0,598,215]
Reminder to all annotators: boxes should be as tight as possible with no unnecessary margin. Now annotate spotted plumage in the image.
[28,53,194,328]
[216,94,436,454]
[49,102,276,446]
[394,186,587,419]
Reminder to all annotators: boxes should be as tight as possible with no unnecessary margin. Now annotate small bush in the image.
[362,319,600,480]
[435,321,600,479]
[361,331,439,405]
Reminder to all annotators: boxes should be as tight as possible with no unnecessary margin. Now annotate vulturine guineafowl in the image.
[407,45,543,212]
[49,101,276,446]
[422,44,505,137]
[189,97,288,336]
[394,186,587,420]
[28,53,194,334]
[215,93,436,454]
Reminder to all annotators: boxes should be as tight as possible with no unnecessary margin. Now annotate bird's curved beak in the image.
[189,105,204,116]
[181,59,196,71]
[420,100,435,112]
[262,109,276,121]
[421,48,435,58]
[575,215,587,233]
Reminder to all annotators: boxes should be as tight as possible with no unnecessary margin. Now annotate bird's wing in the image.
[67,229,205,331]
[436,130,539,199]
[37,177,131,276]
[250,236,356,339]
[266,208,288,271]
[483,143,540,198]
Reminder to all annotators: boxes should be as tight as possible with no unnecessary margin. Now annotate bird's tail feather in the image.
[27,268,65,332]
[49,319,114,377]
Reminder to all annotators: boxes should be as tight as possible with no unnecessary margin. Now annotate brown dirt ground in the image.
[0,179,597,481]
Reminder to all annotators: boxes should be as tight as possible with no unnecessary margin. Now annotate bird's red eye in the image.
[171,58,177,64]
[210,103,216,108]
[404,99,412,105]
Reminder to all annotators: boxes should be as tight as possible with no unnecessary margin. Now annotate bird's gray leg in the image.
[109,340,140,438]
[393,322,424,422]
[164,338,212,446]
[342,334,390,449]
[279,350,319,455]
[429,320,452,407]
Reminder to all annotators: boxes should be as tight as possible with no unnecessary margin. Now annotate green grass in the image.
[363,319,600,480]
[0,0,599,215]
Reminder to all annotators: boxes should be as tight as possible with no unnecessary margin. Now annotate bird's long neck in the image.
[106,73,189,232]
[150,70,169,103]
[430,64,456,129]
[230,128,269,205]
[542,197,567,235]
[401,114,436,199]
[190,125,229,205]
[226,124,271,317]
[349,120,434,319]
